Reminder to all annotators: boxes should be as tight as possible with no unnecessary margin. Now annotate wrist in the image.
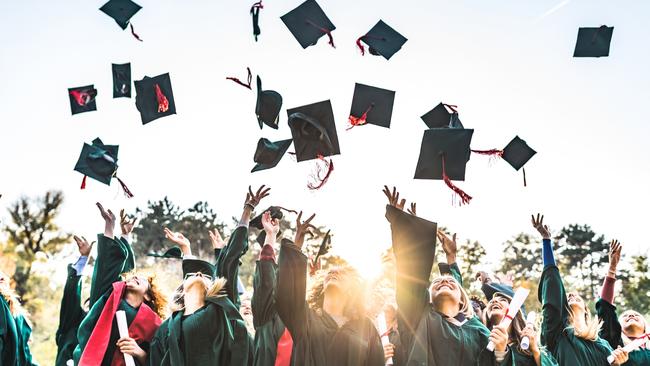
[446,255,456,265]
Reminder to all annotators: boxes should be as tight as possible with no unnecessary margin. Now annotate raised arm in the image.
[276,211,315,342]
[251,211,280,328]
[209,228,226,264]
[596,240,624,349]
[437,230,463,285]
[533,213,567,351]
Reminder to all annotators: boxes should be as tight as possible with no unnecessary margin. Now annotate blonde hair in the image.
[567,305,602,341]
[170,277,227,313]
[307,266,368,320]
[429,275,475,319]
[0,286,29,321]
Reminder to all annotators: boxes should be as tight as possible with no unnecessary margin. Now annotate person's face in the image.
[182,272,213,293]
[429,276,461,304]
[620,310,646,334]
[0,271,9,291]
[486,295,510,324]
[567,292,585,311]
[324,268,350,292]
[125,275,150,297]
[240,299,252,317]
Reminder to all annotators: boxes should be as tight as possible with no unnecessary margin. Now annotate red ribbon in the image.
[346,104,374,130]
[226,67,253,89]
[308,155,334,190]
[471,149,504,157]
[80,175,87,190]
[356,34,386,56]
[69,90,91,106]
[154,84,169,113]
[443,103,458,114]
[116,177,134,198]
[274,328,293,366]
[130,23,143,42]
[441,156,472,205]
[306,19,335,48]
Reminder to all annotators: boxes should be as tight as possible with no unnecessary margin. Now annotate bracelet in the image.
[244,203,256,210]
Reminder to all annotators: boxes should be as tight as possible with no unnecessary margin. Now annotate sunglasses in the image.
[184,272,213,281]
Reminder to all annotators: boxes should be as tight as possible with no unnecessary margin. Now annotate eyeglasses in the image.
[184,272,213,281]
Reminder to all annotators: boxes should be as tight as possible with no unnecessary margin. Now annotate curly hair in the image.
[0,286,29,322]
[307,266,368,320]
[123,271,168,319]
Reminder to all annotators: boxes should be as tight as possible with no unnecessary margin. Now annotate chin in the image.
[184,277,208,293]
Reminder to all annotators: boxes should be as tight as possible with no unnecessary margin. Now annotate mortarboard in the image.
[252,138,292,172]
[68,85,98,115]
[348,83,395,129]
[287,100,340,162]
[573,26,614,58]
[251,206,286,245]
[134,73,176,124]
[250,1,264,41]
[100,0,142,30]
[256,76,283,129]
[281,0,336,49]
[472,135,536,186]
[356,20,407,60]
[182,259,216,279]
[147,246,183,259]
[73,138,134,197]
[112,63,131,98]
[313,229,331,264]
[421,103,463,129]
[414,128,474,204]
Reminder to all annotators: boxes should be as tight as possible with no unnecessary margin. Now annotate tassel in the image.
[356,34,386,56]
[471,149,504,157]
[441,156,472,205]
[250,1,263,41]
[80,175,87,190]
[522,168,527,187]
[69,90,91,106]
[307,155,334,190]
[116,177,134,198]
[346,104,374,130]
[226,67,253,89]
[130,23,143,42]
[154,84,169,113]
[276,206,299,215]
[356,37,366,56]
[443,103,458,114]
[305,19,335,48]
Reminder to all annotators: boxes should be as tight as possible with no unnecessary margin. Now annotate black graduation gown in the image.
[55,263,86,366]
[596,298,650,366]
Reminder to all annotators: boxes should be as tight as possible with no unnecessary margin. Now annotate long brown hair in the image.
[307,266,368,320]
[483,293,531,355]
[567,306,601,341]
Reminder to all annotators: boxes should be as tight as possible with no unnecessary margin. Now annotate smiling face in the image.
[567,291,586,311]
[125,275,150,297]
[486,295,510,325]
[620,310,646,336]
[429,275,462,305]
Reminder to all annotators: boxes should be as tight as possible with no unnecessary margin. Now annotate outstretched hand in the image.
[436,229,457,263]
[73,235,94,257]
[244,185,271,209]
[407,202,417,216]
[382,186,406,211]
[164,227,191,256]
[120,209,137,237]
[208,228,226,249]
[295,211,316,249]
[531,213,551,239]
[97,202,116,238]
[608,239,622,273]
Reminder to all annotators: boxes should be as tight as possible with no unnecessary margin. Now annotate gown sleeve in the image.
[438,262,463,286]
[251,249,278,328]
[275,239,309,342]
[538,264,568,352]
[55,263,84,348]
[215,226,249,307]
[595,298,623,349]
[89,234,128,308]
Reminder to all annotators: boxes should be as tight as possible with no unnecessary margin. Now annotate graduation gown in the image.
[55,263,87,366]
[276,239,385,366]
[538,265,613,365]
[385,205,496,366]
[1,294,37,366]
[596,298,650,366]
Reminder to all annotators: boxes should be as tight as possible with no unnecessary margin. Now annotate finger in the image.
[107,209,114,218]
[248,185,254,198]
[398,198,406,208]
[73,235,81,243]
[120,209,125,220]
[130,217,137,226]
[297,211,303,224]
[304,213,316,225]
[96,202,106,215]
[452,233,457,243]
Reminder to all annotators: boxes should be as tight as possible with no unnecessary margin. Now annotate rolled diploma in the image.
[520,311,537,350]
[607,335,649,364]
[116,310,136,366]
[487,287,531,351]
[377,312,393,365]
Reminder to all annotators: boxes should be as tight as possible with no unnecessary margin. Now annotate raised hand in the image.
[245,185,271,210]
[208,228,225,250]
[531,213,551,239]
[608,239,622,274]
[73,235,94,257]
[436,229,457,264]
[295,211,316,249]
[407,202,417,216]
[120,209,137,237]
[261,211,280,239]
[476,271,492,285]
[382,185,406,210]
[164,227,191,256]
[97,202,116,238]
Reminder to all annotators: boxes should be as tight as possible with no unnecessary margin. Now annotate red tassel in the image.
[69,90,90,106]
[226,67,253,89]
[154,84,169,113]
[80,175,87,190]
[346,104,374,130]
[130,23,143,42]
[305,19,335,48]
[522,168,527,187]
[443,103,458,114]
[441,156,472,205]
[307,155,334,190]
[356,37,366,56]
[471,149,504,157]
[116,177,134,198]
[250,1,263,10]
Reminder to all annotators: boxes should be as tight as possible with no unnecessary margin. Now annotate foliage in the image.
[619,255,650,316]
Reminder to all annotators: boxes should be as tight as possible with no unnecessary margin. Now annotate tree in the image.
[458,239,486,296]
[498,233,542,281]
[557,224,609,298]
[619,255,650,316]
[2,191,70,302]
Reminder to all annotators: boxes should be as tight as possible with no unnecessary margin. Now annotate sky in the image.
[1,0,649,278]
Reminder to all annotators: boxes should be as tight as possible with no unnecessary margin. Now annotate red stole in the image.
[274,328,293,366]
[78,281,162,366]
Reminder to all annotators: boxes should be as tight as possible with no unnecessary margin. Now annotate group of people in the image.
[1,185,649,365]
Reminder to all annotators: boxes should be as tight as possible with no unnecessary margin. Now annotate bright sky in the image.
[1,0,649,278]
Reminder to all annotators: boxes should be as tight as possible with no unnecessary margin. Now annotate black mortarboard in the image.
[421,103,463,129]
[287,100,340,162]
[256,76,283,129]
[182,259,216,278]
[74,138,119,186]
[252,138,292,173]
[501,136,536,171]
[147,246,183,259]
[134,73,176,124]
[100,0,142,30]
[251,206,285,246]
[281,0,336,49]
[112,63,131,98]
[313,229,331,264]
[68,85,97,115]
[414,128,474,181]
[573,26,614,58]
[348,83,395,129]
[358,20,407,60]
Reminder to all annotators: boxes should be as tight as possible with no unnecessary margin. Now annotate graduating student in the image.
[596,240,650,365]
[275,210,385,366]
[1,271,38,366]
[534,214,628,366]
[55,236,92,366]
[147,186,268,366]
[73,204,167,366]
[382,186,496,366]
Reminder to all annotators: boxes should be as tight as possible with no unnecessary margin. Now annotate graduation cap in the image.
[573,26,614,58]
[251,206,286,246]
[99,0,143,41]
[252,138,292,173]
[134,73,176,124]
[73,138,134,197]
[112,63,131,98]
[182,259,216,279]
[147,246,183,259]
[421,103,463,129]
[256,76,283,129]
[414,128,474,205]
[281,0,336,49]
[250,1,264,41]
[68,85,97,115]
[472,136,536,186]
[348,83,395,129]
[356,20,407,60]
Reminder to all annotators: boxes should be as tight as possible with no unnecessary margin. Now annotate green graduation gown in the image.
[596,298,650,366]
[55,263,87,366]
[539,266,613,365]
[1,294,38,366]
[276,239,385,366]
